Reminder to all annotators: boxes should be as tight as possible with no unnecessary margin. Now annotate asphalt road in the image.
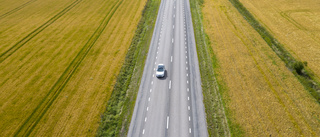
[127,0,208,136]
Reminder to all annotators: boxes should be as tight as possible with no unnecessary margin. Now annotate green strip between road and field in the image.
[96,0,161,136]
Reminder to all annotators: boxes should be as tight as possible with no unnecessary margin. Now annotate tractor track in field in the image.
[0,0,37,20]
[0,0,82,64]
[13,0,124,136]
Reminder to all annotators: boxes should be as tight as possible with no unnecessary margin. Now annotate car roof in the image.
[158,64,164,67]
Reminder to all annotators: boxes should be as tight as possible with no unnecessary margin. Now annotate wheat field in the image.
[239,0,320,80]
[0,0,146,136]
[202,0,320,136]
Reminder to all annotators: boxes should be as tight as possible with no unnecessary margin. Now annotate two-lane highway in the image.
[128,0,208,136]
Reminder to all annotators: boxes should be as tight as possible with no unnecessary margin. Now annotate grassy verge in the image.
[189,0,244,136]
[228,0,320,102]
[96,0,160,136]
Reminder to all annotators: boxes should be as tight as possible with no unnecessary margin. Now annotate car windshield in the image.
[157,66,164,71]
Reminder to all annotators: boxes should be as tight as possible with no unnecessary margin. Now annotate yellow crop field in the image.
[202,0,320,136]
[239,0,320,80]
[0,0,147,136]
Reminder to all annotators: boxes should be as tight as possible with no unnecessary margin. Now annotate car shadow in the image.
[157,70,167,80]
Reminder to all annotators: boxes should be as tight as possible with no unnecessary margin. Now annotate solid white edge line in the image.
[167,116,169,129]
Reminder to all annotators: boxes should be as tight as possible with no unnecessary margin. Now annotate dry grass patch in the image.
[202,0,320,136]
[0,0,147,136]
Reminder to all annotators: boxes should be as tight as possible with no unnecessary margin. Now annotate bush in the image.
[293,61,304,75]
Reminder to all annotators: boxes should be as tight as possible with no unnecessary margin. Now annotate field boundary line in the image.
[12,0,124,136]
[0,0,37,20]
[0,0,82,64]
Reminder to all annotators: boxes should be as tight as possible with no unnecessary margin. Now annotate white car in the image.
[156,64,165,78]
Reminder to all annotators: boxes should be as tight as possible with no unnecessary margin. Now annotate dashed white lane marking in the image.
[186,61,188,64]
[189,116,191,121]
[169,80,172,89]
[187,88,189,92]
[158,47,159,49]
[189,128,191,133]
[148,97,151,101]
[185,42,187,45]
[150,89,152,92]
[173,25,174,29]
[153,74,155,77]
[147,107,149,111]
[186,67,188,70]
[151,81,153,85]
[155,62,156,64]
[143,129,145,134]
[187,73,188,77]
[174,6,175,9]
[154,68,155,71]
[186,51,187,54]
[186,56,187,58]
[172,38,174,43]
[188,97,190,100]
[157,51,158,54]
[187,81,189,84]
[167,116,169,129]
[156,57,157,59]
[171,56,173,62]
[173,14,175,18]
[145,117,147,122]
[188,106,190,110]
[158,42,160,45]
